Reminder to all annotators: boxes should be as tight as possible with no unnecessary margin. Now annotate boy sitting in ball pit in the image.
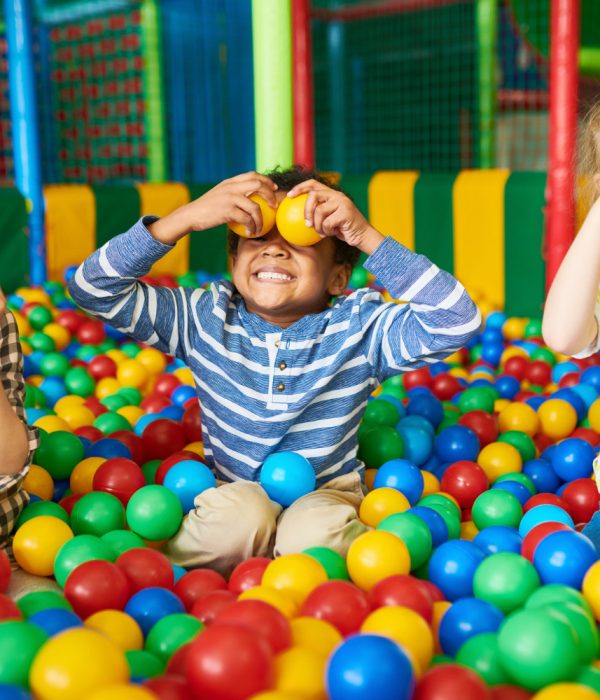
[69,167,481,576]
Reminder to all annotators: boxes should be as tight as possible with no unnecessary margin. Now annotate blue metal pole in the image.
[4,0,46,285]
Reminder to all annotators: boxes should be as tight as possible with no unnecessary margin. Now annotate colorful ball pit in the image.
[5,277,600,697]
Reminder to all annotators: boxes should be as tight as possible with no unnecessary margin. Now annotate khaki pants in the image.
[164,472,368,577]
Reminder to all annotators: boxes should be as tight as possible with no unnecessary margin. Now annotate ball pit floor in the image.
[2,279,600,699]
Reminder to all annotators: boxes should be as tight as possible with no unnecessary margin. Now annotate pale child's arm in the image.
[543,198,600,355]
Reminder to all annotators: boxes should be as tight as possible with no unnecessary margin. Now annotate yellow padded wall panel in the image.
[45,185,95,282]
[135,183,191,276]
[368,171,419,249]
[453,170,510,309]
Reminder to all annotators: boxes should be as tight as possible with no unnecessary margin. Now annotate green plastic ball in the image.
[145,613,203,662]
[473,552,540,614]
[39,352,70,377]
[471,489,523,529]
[455,633,510,686]
[101,529,146,559]
[141,460,162,485]
[494,471,536,495]
[34,430,85,480]
[70,492,126,537]
[362,399,401,427]
[118,387,143,406]
[497,608,580,691]
[358,426,404,468]
[17,590,73,618]
[304,546,349,580]
[121,343,141,358]
[64,366,96,397]
[422,502,461,540]
[97,338,117,353]
[543,601,599,666]
[125,649,164,680]
[531,347,556,366]
[100,394,128,412]
[27,305,53,330]
[16,501,69,529]
[458,387,496,414]
[28,332,55,353]
[0,621,48,687]
[93,411,131,435]
[498,431,536,463]
[126,485,183,541]
[377,512,433,569]
[525,584,594,618]
[524,319,543,338]
[577,665,600,693]
[177,272,199,288]
[75,346,98,362]
[419,493,461,519]
[349,267,370,288]
[53,534,113,588]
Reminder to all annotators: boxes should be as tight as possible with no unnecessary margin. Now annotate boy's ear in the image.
[328,263,351,296]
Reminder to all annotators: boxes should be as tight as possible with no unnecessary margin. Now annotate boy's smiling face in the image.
[231,195,351,328]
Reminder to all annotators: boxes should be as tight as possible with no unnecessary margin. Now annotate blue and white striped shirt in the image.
[69,217,481,486]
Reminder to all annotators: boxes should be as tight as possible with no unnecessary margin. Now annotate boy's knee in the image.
[165,481,281,576]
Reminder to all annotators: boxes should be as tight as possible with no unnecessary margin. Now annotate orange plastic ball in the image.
[275,194,322,246]
[230,194,276,238]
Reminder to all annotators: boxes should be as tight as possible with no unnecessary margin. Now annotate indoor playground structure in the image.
[4,0,600,699]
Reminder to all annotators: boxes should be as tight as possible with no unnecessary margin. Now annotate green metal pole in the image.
[476,0,498,168]
[141,0,167,181]
[252,0,293,172]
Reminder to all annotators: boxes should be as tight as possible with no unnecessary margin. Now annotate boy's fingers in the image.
[288,180,327,198]
[314,202,337,235]
[304,191,322,227]
[235,196,263,236]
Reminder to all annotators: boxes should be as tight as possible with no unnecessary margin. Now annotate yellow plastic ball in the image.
[117,406,145,427]
[18,287,51,305]
[105,349,128,365]
[503,317,527,340]
[359,487,410,527]
[494,399,511,413]
[582,560,600,620]
[116,360,149,390]
[251,693,305,700]
[136,347,167,376]
[30,628,129,700]
[532,684,600,700]
[184,441,204,457]
[84,686,157,700]
[85,610,143,651]
[12,311,31,336]
[538,398,578,440]
[275,194,322,246]
[460,520,479,541]
[262,554,328,607]
[23,464,54,501]
[43,323,71,351]
[13,515,74,576]
[421,470,440,497]
[70,457,107,495]
[55,395,86,414]
[498,402,540,437]
[448,367,469,380]
[588,399,600,435]
[290,617,342,657]
[29,374,44,387]
[346,530,411,592]
[432,600,451,654]
[230,193,276,238]
[477,441,522,482]
[275,646,327,699]
[364,468,377,492]
[173,367,195,386]
[34,415,71,433]
[95,377,122,399]
[239,586,298,619]
[500,346,528,365]
[361,605,434,675]
[60,405,96,431]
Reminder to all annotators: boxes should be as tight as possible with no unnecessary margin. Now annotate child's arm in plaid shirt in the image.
[0,301,39,546]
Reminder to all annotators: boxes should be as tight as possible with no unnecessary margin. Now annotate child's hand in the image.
[286,180,374,250]
[149,172,278,244]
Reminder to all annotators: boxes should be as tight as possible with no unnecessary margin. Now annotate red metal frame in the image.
[292,0,315,168]
[545,0,580,290]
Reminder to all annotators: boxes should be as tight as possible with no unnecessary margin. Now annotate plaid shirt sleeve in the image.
[0,310,39,548]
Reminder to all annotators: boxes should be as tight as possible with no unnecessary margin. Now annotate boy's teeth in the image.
[257,272,292,281]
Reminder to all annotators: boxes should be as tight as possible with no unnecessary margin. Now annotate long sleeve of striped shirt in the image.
[68,217,481,485]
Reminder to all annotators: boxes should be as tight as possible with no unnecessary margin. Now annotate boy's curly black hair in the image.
[227,165,362,269]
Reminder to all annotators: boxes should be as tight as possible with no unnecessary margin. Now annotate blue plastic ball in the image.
[373,459,424,505]
[518,504,574,538]
[495,375,520,400]
[533,530,598,588]
[326,634,415,700]
[134,414,161,437]
[29,608,82,636]
[396,425,433,466]
[87,437,132,460]
[474,526,523,556]
[487,311,507,329]
[525,396,547,411]
[491,480,531,507]
[163,459,217,512]
[259,451,316,507]
[408,506,449,548]
[522,458,560,494]
[551,361,580,383]
[551,389,586,421]
[570,383,598,408]
[397,415,435,436]
[407,394,444,428]
[39,378,67,405]
[439,597,504,656]
[158,406,184,422]
[172,565,187,583]
[428,540,486,601]
[124,587,185,636]
[434,425,480,463]
[551,438,595,480]
[0,685,32,700]
[581,366,600,390]
[171,384,197,407]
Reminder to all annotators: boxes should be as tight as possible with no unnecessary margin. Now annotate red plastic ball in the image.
[417,579,445,603]
[84,396,108,417]
[523,493,569,515]
[0,548,11,593]
[571,427,600,447]
[299,580,371,636]
[74,426,104,442]
[533,433,552,453]
[414,664,492,700]
[191,590,237,624]
[490,685,532,700]
[182,402,202,443]
[0,594,21,620]
[56,309,86,334]
[561,478,599,524]
[369,575,434,623]
[143,675,189,700]
[155,451,203,485]
[458,411,498,448]
[558,372,580,388]
[142,419,187,460]
[440,460,489,509]
[58,493,83,515]
[156,275,179,288]
[503,356,529,380]
[88,355,118,380]
[185,623,274,700]
[403,367,432,391]
[514,391,535,402]
[174,569,228,612]
[64,559,130,618]
[431,373,462,401]
[154,374,182,397]
[77,320,106,345]
[140,394,173,414]
[525,360,552,387]
[116,547,174,593]
[93,457,146,505]
[109,430,145,465]
[214,599,291,654]
[521,521,572,562]
[228,557,272,595]
[167,642,192,676]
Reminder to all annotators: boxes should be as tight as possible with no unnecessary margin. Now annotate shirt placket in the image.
[266,332,289,410]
